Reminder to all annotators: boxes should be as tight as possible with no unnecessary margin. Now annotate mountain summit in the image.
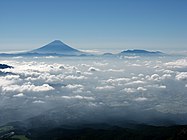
[31,40,82,55]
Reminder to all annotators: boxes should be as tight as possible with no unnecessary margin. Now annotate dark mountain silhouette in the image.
[0,64,13,76]
[1,120,187,140]
[0,64,13,69]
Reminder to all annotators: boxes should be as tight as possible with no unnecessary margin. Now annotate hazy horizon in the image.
[0,39,186,55]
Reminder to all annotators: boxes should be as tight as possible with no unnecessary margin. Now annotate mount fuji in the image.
[30,40,84,55]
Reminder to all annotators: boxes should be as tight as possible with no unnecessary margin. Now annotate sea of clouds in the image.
[0,56,187,126]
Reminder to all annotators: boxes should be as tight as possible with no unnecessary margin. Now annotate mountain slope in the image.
[31,40,82,55]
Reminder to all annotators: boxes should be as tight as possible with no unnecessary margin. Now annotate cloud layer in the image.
[0,56,187,126]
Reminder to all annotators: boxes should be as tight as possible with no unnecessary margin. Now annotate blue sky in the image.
[0,0,187,52]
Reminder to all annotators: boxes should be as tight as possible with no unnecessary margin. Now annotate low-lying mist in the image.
[0,56,187,127]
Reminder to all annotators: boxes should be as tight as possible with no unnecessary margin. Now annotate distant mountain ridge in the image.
[120,49,164,55]
[0,40,166,57]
